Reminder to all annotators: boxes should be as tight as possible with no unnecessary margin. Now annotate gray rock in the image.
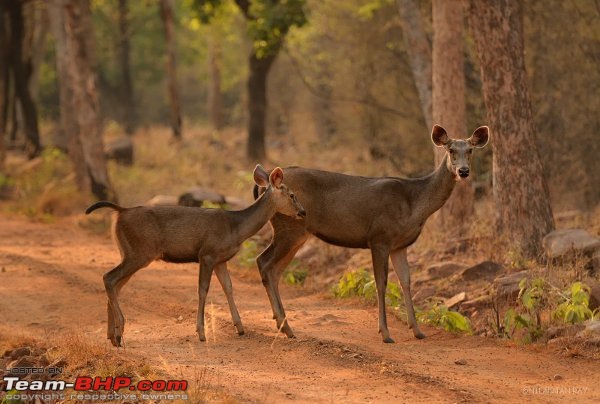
[146,195,178,206]
[461,295,492,309]
[178,186,226,207]
[542,229,600,259]
[445,292,467,308]
[575,320,600,339]
[8,355,36,370]
[589,284,600,311]
[413,286,437,302]
[8,346,31,359]
[545,324,585,340]
[424,262,468,281]
[582,336,600,347]
[494,270,529,301]
[461,261,503,281]
[105,137,134,165]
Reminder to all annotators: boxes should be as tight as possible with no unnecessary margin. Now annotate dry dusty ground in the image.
[1,214,599,403]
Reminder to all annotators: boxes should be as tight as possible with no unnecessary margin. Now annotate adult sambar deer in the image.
[254,125,489,343]
[86,165,305,347]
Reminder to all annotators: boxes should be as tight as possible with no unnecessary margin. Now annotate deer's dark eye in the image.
[290,193,295,199]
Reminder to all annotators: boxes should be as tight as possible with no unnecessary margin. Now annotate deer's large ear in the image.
[269,167,284,188]
[431,125,449,147]
[469,126,489,148]
[253,164,269,187]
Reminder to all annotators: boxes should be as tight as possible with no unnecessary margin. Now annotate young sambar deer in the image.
[254,125,489,343]
[86,165,305,347]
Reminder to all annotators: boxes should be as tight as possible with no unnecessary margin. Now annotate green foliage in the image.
[417,304,472,334]
[246,0,307,58]
[500,308,541,343]
[518,277,546,313]
[283,260,308,286]
[1,390,23,404]
[194,0,307,58]
[552,282,598,324]
[332,268,373,298]
[193,0,223,23]
[237,239,260,267]
[331,268,402,306]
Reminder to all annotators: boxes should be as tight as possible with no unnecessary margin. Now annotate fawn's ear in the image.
[431,125,450,147]
[269,167,284,188]
[253,164,269,187]
[469,126,490,148]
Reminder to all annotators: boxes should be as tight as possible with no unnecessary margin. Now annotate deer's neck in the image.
[415,154,456,219]
[230,188,275,244]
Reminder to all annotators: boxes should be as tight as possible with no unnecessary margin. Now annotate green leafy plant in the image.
[552,282,598,324]
[417,304,472,334]
[332,268,402,306]
[283,260,308,286]
[332,268,373,298]
[2,389,23,404]
[237,239,260,268]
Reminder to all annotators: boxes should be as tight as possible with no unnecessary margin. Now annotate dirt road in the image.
[1,215,598,403]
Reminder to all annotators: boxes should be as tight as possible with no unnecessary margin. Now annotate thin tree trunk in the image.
[0,2,8,170]
[432,0,473,232]
[118,0,136,134]
[23,1,48,102]
[6,0,40,158]
[465,0,554,257]
[49,0,74,153]
[396,0,432,131]
[207,30,223,131]
[59,0,116,201]
[247,51,277,161]
[159,0,182,140]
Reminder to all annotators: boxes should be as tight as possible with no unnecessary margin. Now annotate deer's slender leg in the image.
[257,218,308,337]
[103,258,149,347]
[390,248,426,339]
[214,261,244,336]
[371,244,393,343]
[197,256,215,342]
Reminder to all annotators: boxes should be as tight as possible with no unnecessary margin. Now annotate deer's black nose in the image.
[298,209,306,218]
[458,167,469,178]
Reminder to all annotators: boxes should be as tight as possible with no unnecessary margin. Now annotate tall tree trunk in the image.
[48,2,69,152]
[0,2,8,170]
[6,0,40,158]
[396,0,432,131]
[118,0,136,134]
[207,31,223,131]
[23,1,48,102]
[159,0,182,140]
[466,0,554,257]
[432,0,473,232]
[55,0,116,201]
[247,52,277,161]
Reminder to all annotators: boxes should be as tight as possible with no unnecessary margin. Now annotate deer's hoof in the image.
[382,337,395,343]
[109,335,122,347]
[198,333,206,342]
[237,329,245,336]
[414,331,426,339]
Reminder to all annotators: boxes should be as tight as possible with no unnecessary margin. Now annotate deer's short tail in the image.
[85,201,124,215]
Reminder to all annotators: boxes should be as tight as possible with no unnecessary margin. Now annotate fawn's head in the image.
[253,165,306,218]
[431,125,489,180]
